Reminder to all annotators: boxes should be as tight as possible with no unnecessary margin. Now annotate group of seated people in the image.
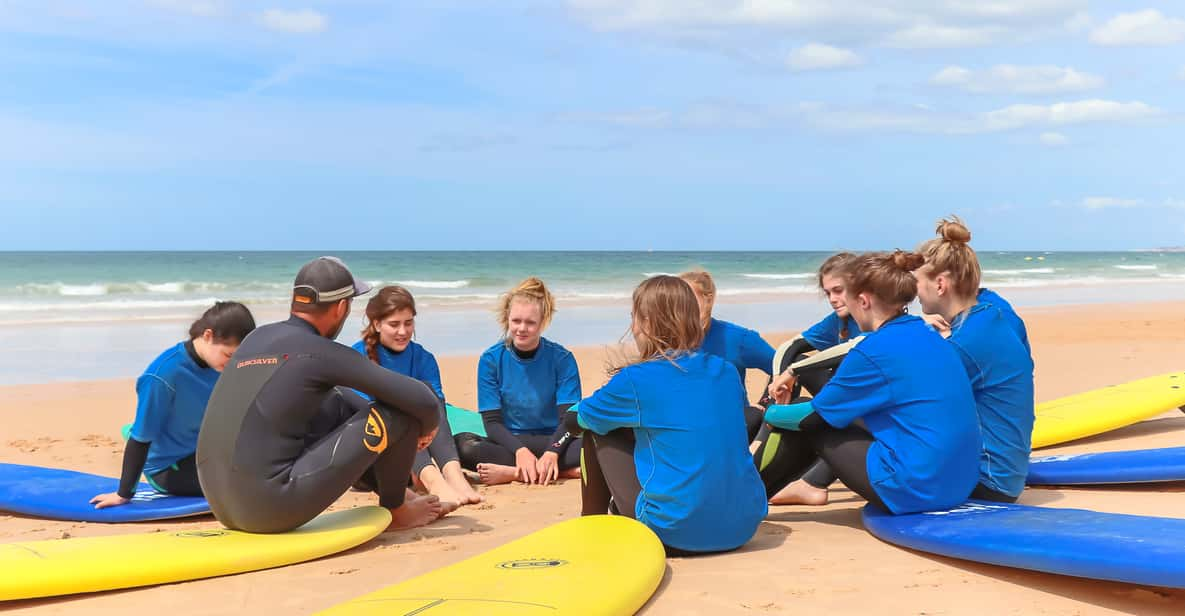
[92,216,1035,557]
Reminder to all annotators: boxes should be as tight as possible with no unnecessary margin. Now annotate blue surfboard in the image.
[1027,446,1185,485]
[0,463,210,523]
[863,501,1185,588]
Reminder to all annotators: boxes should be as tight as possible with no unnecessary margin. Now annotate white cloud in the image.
[1089,9,1185,46]
[1081,197,1142,209]
[930,64,1103,94]
[260,9,328,34]
[884,24,1000,48]
[1164,199,1185,210]
[786,43,862,71]
[1039,131,1070,146]
[148,0,226,17]
[972,100,1158,133]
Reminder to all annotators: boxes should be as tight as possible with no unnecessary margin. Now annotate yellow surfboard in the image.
[0,506,390,601]
[319,515,666,615]
[1032,371,1185,449]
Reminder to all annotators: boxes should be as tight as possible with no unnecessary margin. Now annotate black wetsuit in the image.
[196,316,441,533]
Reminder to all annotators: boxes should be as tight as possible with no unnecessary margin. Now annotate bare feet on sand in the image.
[387,494,445,530]
[477,463,519,485]
[769,479,830,506]
[442,463,483,504]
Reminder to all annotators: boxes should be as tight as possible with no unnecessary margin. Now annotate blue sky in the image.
[2,1,1184,251]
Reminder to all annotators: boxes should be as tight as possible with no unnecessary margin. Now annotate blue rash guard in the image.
[700,317,775,382]
[801,311,864,350]
[576,351,768,552]
[128,342,220,476]
[351,340,445,402]
[810,315,981,514]
[977,288,1030,356]
[947,303,1035,498]
[477,338,581,435]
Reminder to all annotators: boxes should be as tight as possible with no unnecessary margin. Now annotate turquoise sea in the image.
[2,250,1185,385]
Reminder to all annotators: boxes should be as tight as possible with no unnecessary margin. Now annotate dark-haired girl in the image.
[352,286,482,506]
[756,252,980,514]
[90,301,256,509]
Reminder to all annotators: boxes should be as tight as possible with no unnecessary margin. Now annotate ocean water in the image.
[2,250,1184,385]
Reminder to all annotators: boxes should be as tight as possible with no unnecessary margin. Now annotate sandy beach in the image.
[3,300,1185,615]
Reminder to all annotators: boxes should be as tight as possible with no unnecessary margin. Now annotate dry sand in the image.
[2,301,1184,615]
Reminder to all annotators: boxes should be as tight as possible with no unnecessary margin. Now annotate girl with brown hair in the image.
[571,275,767,555]
[455,277,583,485]
[352,286,482,506]
[756,252,980,514]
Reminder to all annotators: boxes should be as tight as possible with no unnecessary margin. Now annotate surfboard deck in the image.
[1032,371,1185,449]
[0,506,391,601]
[446,404,486,438]
[318,515,666,615]
[1027,446,1185,485]
[0,463,210,523]
[863,501,1185,589]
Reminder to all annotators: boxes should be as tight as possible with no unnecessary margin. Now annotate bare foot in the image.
[419,467,467,506]
[558,467,581,480]
[769,479,829,506]
[442,464,483,504]
[387,495,443,530]
[436,500,461,519]
[477,463,518,486]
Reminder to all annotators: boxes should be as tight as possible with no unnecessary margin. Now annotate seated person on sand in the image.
[91,302,256,509]
[678,270,775,442]
[353,285,482,506]
[569,275,767,555]
[914,218,1035,503]
[455,277,582,486]
[756,251,981,514]
[759,252,866,503]
[196,257,446,532]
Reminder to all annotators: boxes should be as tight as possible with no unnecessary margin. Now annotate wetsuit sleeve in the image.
[116,438,151,499]
[577,370,641,435]
[481,410,527,452]
[741,329,776,376]
[315,339,441,436]
[419,351,446,402]
[477,351,502,412]
[776,336,817,374]
[765,402,815,431]
[809,348,891,429]
[555,350,582,404]
[546,402,576,455]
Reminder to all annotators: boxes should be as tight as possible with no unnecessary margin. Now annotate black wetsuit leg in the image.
[413,404,460,475]
[586,429,641,519]
[755,421,887,511]
[970,483,1019,503]
[744,405,765,443]
[148,454,202,496]
[455,433,515,469]
[580,435,612,515]
[456,433,581,470]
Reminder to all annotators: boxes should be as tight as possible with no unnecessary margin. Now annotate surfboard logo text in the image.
[496,558,568,569]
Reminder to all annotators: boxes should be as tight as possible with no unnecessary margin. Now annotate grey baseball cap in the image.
[292,256,373,305]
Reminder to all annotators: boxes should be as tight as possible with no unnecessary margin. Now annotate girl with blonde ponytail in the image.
[455,277,583,485]
[914,217,1034,503]
[570,275,767,555]
[756,251,981,515]
[352,286,482,506]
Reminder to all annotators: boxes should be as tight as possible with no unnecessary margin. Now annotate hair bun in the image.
[891,250,926,272]
[936,217,971,244]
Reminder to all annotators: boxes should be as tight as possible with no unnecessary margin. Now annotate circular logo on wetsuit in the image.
[496,559,568,570]
[174,530,231,538]
[363,408,388,453]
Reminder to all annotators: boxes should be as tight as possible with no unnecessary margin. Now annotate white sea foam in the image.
[641,272,674,277]
[982,268,1056,275]
[396,279,471,289]
[1114,264,1158,271]
[741,273,815,280]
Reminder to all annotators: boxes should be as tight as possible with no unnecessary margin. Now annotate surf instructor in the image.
[196,256,444,533]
